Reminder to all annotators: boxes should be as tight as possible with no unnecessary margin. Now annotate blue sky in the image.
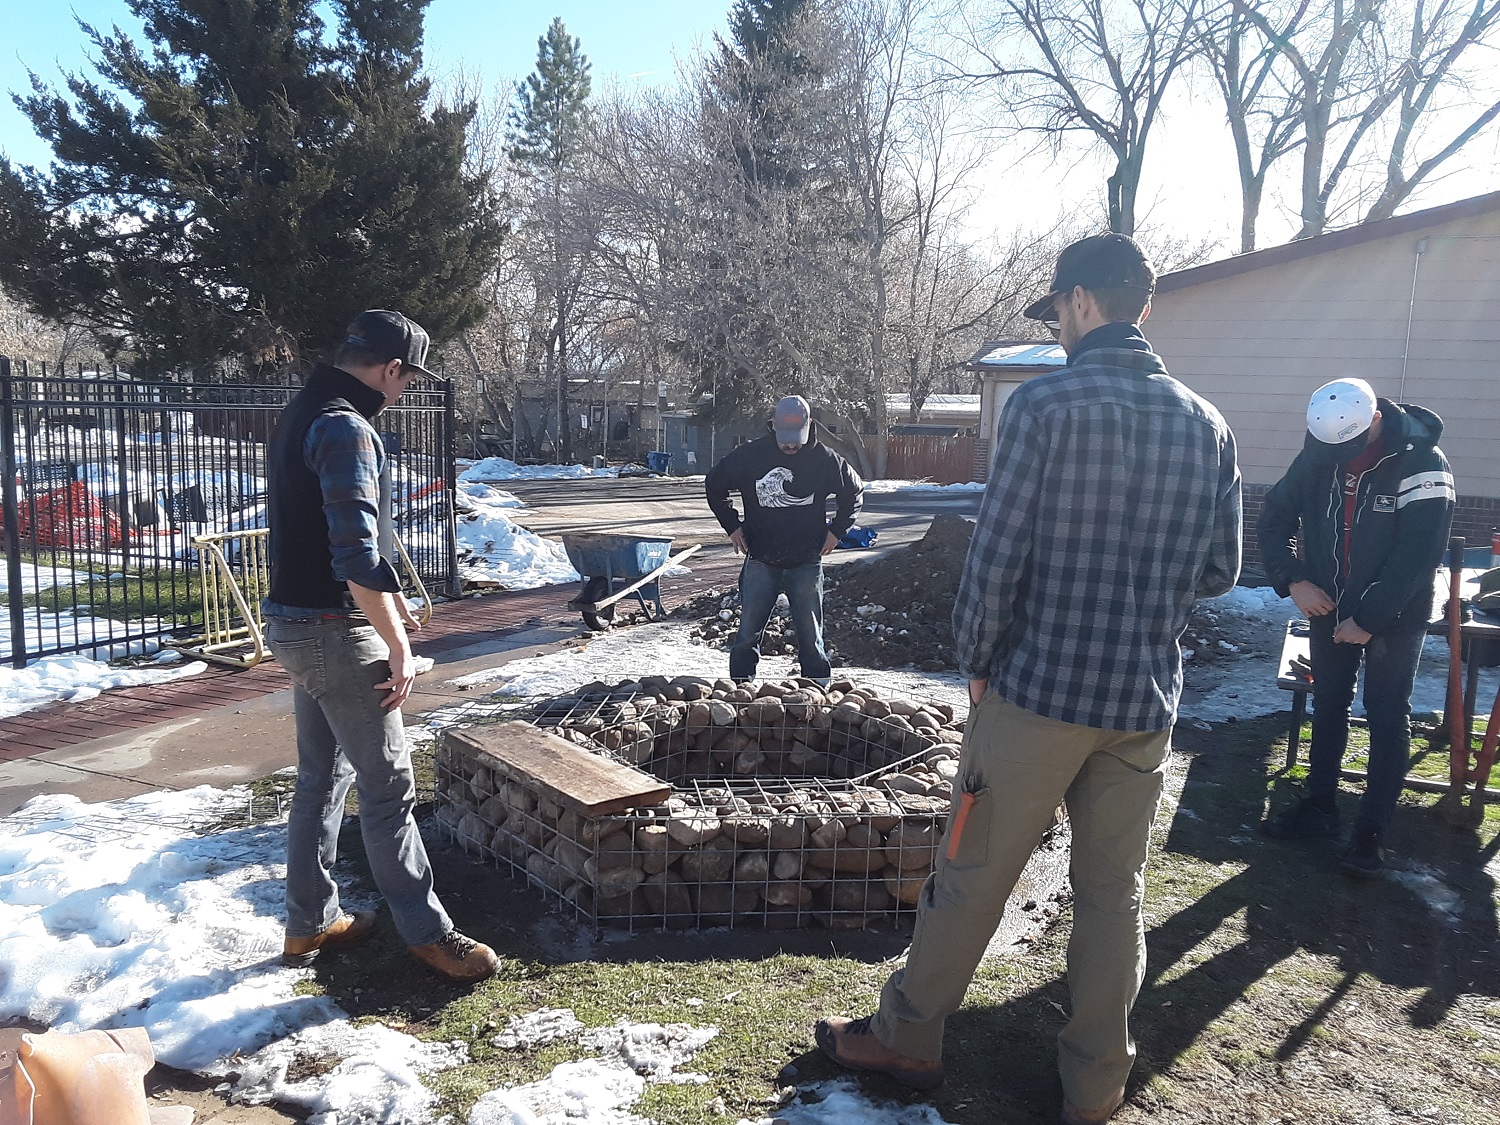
[0,0,728,170]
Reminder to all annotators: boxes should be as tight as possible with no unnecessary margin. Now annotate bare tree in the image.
[1362,0,1500,222]
[951,0,1206,236]
[1198,0,1308,251]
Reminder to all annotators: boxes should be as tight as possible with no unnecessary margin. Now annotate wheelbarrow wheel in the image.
[579,576,616,631]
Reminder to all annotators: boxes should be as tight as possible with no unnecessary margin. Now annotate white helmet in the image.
[1306,378,1376,452]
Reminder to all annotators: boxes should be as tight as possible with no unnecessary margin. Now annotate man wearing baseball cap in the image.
[818,233,1242,1124]
[1259,378,1453,875]
[263,310,498,984]
[705,394,863,682]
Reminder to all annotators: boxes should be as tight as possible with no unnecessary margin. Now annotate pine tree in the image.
[508,17,593,173]
[506,18,593,461]
[0,0,503,375]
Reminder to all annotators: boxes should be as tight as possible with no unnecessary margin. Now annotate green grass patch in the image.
[229,712,1500,1124]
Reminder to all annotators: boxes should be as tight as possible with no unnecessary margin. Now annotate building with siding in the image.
[1146,192,1500,569]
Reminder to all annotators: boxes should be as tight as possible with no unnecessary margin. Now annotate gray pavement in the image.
[498,475,981,561]
[0,624,581,817]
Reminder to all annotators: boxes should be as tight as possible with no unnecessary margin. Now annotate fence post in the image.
[112,373,133,548]
[1,357,29,667]
[443,378,460,597]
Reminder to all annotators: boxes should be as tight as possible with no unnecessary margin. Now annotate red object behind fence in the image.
[15,481,126,548]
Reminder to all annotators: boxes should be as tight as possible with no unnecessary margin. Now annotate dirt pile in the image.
[672,513,975,672]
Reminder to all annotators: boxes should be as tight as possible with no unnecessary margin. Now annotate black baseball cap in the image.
[343,310,435,379]
[1023,233,1157,321]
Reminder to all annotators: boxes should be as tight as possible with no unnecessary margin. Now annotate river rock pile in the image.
[435,676,975,930]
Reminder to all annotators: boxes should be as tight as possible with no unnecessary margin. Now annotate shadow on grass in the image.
[1132,719,1500,1084]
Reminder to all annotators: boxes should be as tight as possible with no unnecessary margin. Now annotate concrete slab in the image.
[0,756,161,813]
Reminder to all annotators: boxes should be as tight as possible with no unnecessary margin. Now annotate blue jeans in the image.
[730,557,832,680]
[1307,613,1426,835]
[267,616,450,946]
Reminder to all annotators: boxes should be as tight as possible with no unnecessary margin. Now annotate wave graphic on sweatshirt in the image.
[755,466,815,508]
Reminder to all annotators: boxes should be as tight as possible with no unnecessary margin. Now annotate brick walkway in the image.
[0,557,742,761]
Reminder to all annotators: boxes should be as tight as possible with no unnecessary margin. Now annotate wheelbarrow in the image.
[562,531,702,630]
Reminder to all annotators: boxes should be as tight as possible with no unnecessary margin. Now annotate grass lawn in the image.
[254,714,1500,1124]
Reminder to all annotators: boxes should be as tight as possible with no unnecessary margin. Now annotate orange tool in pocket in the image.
[946,791,977,862]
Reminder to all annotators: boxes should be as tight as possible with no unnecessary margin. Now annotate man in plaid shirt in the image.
[818,234,1242,1124]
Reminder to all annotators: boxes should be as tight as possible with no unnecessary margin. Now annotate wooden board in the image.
[444,721,670,816]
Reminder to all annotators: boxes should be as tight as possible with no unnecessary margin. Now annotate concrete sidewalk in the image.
[0,620,586,817]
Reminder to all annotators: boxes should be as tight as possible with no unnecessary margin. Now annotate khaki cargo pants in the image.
[871,692,1171,1109]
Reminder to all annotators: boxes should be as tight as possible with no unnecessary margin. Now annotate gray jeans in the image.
[267,616,450,946]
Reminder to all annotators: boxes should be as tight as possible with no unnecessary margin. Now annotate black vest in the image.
[267,365,388,609]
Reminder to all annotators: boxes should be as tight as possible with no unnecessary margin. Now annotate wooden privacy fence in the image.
[883,433,976,484]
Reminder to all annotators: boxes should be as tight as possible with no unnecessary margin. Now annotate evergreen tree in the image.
[506,18,593,461]
[0,0,503,375]
[508,17,593,172]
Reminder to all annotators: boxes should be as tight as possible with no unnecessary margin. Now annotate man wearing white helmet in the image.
[1259,378,1453,875]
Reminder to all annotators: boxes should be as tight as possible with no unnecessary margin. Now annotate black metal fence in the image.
[0,357,456,667]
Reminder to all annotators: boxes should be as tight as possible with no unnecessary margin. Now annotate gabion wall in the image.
[434,675,971,930]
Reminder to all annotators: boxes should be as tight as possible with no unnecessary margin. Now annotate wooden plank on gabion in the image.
[448,722,671,815]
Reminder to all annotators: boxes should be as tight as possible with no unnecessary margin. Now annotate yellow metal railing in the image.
[168,529,432,668]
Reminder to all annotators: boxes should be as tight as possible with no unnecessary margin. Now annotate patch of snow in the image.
[468,1019,718,1125]
[228,1021,467,1125]
[468,1059,645,1125]
[0,785,466,1125]
[493,1008,585,1050]
[459,458,617,483]
[578,1019,719,1083]
[0,609,174,663]
[0,651,207,719]
[861,479,985,493]
[739,1079,957,1124]
[0,563,104,596]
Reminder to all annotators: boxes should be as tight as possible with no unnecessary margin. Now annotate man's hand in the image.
[821,531,839,556]
[398,598,423,633]
[969,677,988,707]
[1289,580,1335,617]
[1333,617,1372,645]
[375,647,417,711]
[729,528,747,555]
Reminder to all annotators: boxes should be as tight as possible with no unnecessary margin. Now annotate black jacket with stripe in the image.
[1258,398,1454,634]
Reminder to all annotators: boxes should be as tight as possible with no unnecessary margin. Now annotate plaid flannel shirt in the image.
[262,410,401,620]
[954,337,1241,731]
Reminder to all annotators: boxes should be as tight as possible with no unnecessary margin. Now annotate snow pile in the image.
[459,458,616,483]
[579,1019,720,1083]
[0,609,176,663]
[0,650,207,719]
[493,1008,586,1050]
[468,1015,718,1125]
[469,1059,646,1125]
[862,479,985,494]
[456,482,580,590]
[227,1021,468,1124]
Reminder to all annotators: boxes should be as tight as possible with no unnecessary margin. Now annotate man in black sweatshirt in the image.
[705,395,864,682]
[1259,377,1454,876]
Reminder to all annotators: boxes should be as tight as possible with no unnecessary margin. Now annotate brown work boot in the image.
[814,1014,944,1090]
[408,929,498,983]
[282,910,378,967]
[1061,1087,1126,1125]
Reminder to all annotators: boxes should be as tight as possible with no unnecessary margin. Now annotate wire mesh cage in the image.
[434,675,971,931]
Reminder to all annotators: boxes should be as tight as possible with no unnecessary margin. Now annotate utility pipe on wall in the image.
[1399,238,1426,400]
